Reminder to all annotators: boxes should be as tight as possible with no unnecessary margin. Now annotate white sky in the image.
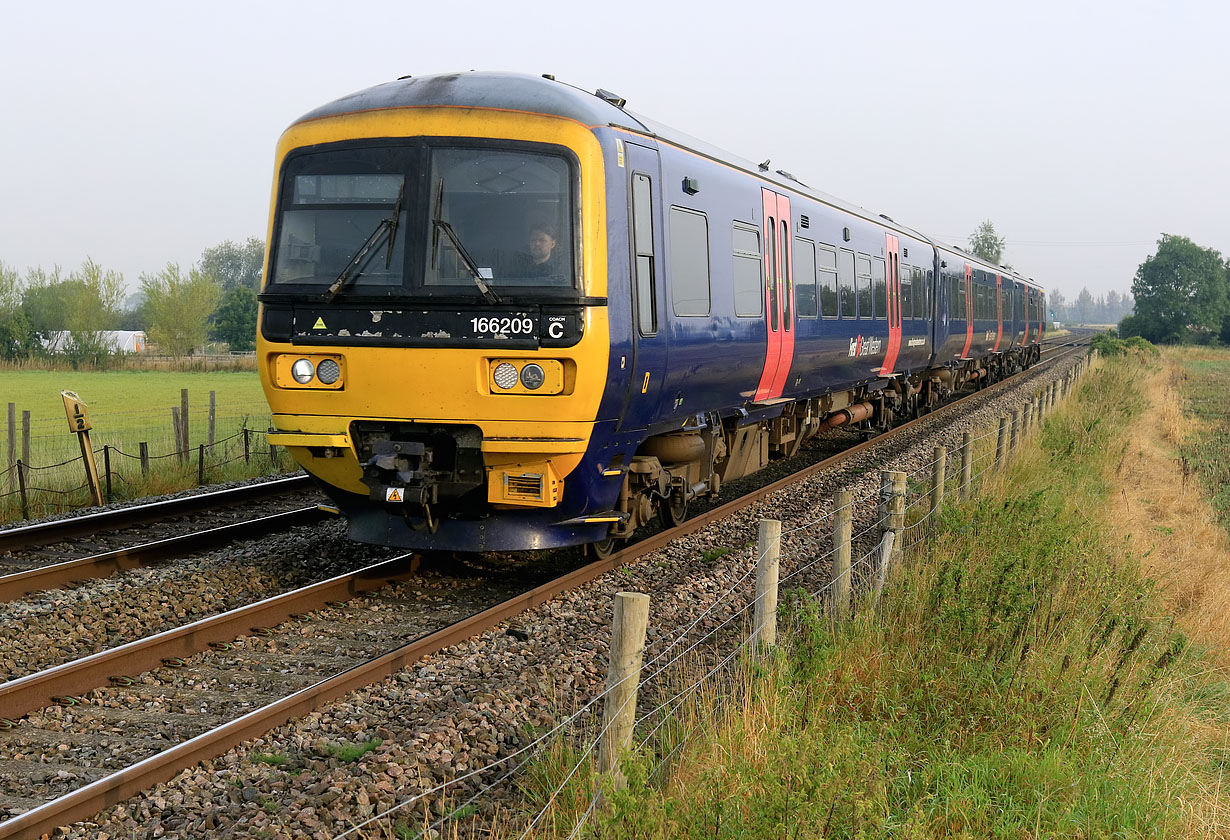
[3,0,1226,303]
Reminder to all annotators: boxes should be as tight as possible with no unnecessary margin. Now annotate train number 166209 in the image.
[470,316,535,336]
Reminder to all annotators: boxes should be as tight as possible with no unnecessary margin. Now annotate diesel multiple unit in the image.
[258,72,1045,555]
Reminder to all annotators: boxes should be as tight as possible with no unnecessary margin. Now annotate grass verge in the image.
[513,355,1230,839]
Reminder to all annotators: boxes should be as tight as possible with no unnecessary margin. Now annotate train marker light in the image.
[291,359,315,384]
[520,363,546,390]
[493,362,519,389]
[316,358,341,385]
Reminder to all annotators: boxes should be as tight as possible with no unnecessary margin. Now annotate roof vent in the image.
[596,88,626,108]
[879,213,894,222]
[542,74,556,81]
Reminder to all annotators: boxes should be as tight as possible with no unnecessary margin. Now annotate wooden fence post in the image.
[1010,409,1021,451]
[832,490,853,618]
[21,410,29,469]
[198,444,206,485]
[1023,401,1033,436]
[876,470,907,599]
[140,442,149,477]
[16,459,29,520]
[243,428,250,464]
[180,389,190,456]
[208,390,216,447]
[268,427,278,469]
[171,408,184,464]
[597,591,651,789]
[930,446,946,515]
[754,519,781,650]
[6,402,14,495]
[960,432,973,499]
[103,445,112,502]
[996,416,1008,465]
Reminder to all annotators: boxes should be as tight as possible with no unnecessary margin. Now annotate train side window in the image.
[872,257,886,320]
[838,249,855,318]
[900,264,913,318]
[855,254,872,319]
[781,220,792,329]
[913,267,925,318]
[732,222,762,317]
[669,207,711,316]
[817,245,838,317]
[794,237,817,318]
[948,275,960,320]
[631,173,656,335]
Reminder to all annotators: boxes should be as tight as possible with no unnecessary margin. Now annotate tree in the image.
[968,220,1007,265]
[142,263,223,356]
[1074,287,1095,323]
[1131,234,1229,344]
[212,286,258,351]
[198,238,266,292]
[0,261,36,360]
[62,258,125,366]
[21,265,68,351]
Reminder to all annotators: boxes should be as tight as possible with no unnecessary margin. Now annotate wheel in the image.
[658,491,688,529]
[587,534,621,560]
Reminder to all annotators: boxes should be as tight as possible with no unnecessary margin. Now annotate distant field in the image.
[0,370,276,519]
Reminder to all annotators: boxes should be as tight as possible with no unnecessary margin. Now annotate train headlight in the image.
[493,362,519,389]
[519,363,546,390]
[291,359,315,384]
[316,358,341,385]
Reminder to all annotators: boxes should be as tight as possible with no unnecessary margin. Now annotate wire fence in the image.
[1,393,282,522]
[333,353,1093,839]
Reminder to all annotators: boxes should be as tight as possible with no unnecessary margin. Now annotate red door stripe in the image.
[880,233,902,375]
[960,263,973,359]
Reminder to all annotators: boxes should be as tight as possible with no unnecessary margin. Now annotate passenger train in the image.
[257,72,1046,555]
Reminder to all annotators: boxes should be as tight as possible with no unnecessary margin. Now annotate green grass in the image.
[0,368,279,523]
[1177,351,1230,531]
[321,737,383,764]
[517,357,1230,839]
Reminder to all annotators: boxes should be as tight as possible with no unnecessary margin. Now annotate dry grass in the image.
[1111,351,1230,661]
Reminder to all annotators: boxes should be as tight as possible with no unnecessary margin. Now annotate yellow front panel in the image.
[258,105,611,505]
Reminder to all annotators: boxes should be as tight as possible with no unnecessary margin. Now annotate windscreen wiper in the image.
[430,178,501,305]
[322,181,406,303]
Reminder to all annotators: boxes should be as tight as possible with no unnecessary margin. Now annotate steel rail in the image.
[0,473,315,553]
[0,342,1088,837]
[0,506,329,603]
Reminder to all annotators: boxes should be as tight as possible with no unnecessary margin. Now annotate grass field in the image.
[0,369,277,521]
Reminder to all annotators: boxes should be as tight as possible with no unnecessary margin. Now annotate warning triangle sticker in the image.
[385,488,403,503]
[313,317,327,329]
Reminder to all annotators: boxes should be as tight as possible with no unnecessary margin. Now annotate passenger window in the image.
[838,249,856,318]
[856,254,872,319]
[900,264,913,318]
[669,207,711,316]
[817,245,838,317]
[732,223,762,317]
[913,267,925,319]
[794,238,817,318]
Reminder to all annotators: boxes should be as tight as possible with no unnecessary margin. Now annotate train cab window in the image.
[669,207,711,316]
[423,147,576,291]
[632,173,657,335]
[732,223,762,317]
[794,237,817,318]
[817,245,838,317]
[855,254,872,319]
[872,257,887,320]
[838,249,856,318]
[900,265,913,318]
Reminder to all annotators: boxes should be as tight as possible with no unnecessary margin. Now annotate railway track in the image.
[0,339,1090,837]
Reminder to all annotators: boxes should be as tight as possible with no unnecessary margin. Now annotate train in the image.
[257,71,1045,556]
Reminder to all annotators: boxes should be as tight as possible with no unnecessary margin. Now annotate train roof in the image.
[293,72,1040,290]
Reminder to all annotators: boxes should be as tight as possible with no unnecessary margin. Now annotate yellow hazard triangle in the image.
[313,317,326,329]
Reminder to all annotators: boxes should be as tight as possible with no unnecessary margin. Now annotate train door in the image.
[880,233,903,374]
[960,263,974,358]
[618,142,668,430]
[754,188,795,401]
[993,273,1003,352]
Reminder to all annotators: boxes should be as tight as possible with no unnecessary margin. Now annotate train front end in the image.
[257,74,614,552]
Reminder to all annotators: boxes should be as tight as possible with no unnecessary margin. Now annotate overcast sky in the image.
[3,0,1226,304]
